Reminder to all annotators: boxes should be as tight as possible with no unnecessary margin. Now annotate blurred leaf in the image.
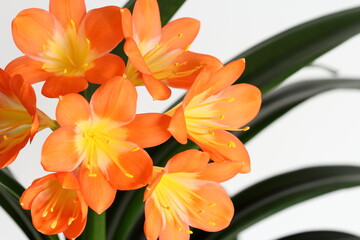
[0,170,59,240]
[237,78,360,142]
[81,209,106,240]
[277,230,360,240]
[193,166,360,240]
[235,6,360,94]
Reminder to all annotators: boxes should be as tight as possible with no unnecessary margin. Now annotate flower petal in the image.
[105,145,152,190]
[198,161,246,182]
[143,74,171,100]
[5,56,52,84]
[132,0,161,47]
[168,107,188,144]
[124,38,152,75]
[56,172,80,190]
[12,8,57,56]
[80,6,123,56]
[41,127,81,172]
[159,223,190,240]
[160,18,200,50]
[63,212,87,239]
[49,0,86,29]
[56,93,91,127]
[165,149,209,174]
[186,181,234,232]
[10,74,37,116]
[41,75,88,98]
[123,113,171,148]
[85,54,125,84]
[79,164,116,214]
[121,8,132,38]
[144,198,163,240]
[91,76,136,123]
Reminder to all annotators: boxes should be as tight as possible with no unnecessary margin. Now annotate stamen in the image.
[184,45,191,51]
[208,202,216,207]
[198,209,205,214]
[68,217,76,225]
[207,221,216,226]
[42,45,47,51]
[185,229,193,234]
[42,211,48,217]
[219,114,225,120]
[70,19,76,27]
[51,221,57,229]
[3,135,8,140]
[132,147,140,151]
[177,33,183,38]
[227,141,236,148]
[125,173,134,178]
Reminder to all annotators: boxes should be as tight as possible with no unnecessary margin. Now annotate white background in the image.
[1,0,360,239]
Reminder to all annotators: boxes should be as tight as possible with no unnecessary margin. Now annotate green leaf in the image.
[235,6,360,94]
[277,230,360,240]
[81,209,106,240]
[193,166,360,240]
[0,170,58,240]
[236,78,360,142]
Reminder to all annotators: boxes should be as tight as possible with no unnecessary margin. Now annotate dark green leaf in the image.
[81,209,106,240]
[193,166,360,240]
[235,6,360,94]
[277,230,360,240]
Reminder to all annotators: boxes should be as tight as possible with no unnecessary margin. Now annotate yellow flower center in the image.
[39,20,94,76]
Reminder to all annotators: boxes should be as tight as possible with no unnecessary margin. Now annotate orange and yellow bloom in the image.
[121,0,222,100]
[167,59,262,172]
[6,0,125,98]
[144,149,234,240]
[20,173,88,239]
[0,69,54,168]
[41,76,171,213]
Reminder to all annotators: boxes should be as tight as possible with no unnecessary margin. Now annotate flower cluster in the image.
[2,0,261,239]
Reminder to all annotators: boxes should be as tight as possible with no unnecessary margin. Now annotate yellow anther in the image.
[198,209,205,214]
[42,45,47,51]
[228,141,236,148]
[70,19,76,27]
[207,221,216,226]
[42,211,48,217]
[175,62,180,66]
[209,130,215,136]
[185,230,193,234]
[132,147,140,152]
[227,97,235,102]
[243,126,250,131]
[219,114,225,120]
[85,163,91,169]
[178,228,182,232]
[42,64,46,70]
[3,135,8,141]
[68,217,76,225]
[88,173,97,177]
[83,62,89,68]
[208,202,216,207]
[63,69,68,74]
[155,44,160,48]
[184,45,191,51]
[20,202,24,206]
[125,173,134,178]
[50,207,54,212]
[86,38,91,45]
[51,221,58,229]
[120,8,125,13]
[122,74,127,78]
[177,33,183,38]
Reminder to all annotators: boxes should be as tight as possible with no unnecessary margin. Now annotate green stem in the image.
[82,209,106,240]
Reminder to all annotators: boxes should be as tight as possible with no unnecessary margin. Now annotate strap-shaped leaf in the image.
[0,170,59,240]
[235,6,360,94]
[277,230,360,240]
[193,166,360,240]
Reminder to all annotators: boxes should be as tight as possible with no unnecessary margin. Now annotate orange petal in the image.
[165,51,222,89]
[183,68,212,106]
[105,146,152,190]
[0,150,21,169]
[168,107,188,144]
[85,54,125,84]
[144,198,163,240]
[133,0,161,46]
[187,181,234,232]
[79,164,116,214]
[211,83,261,128]
[56,172,80,190]
[143,74,171,100]
[124,38,152,75]
[41,75,88,98]
[49,0,86,29]
[63,211,87,239]
[123,113,171,148]
[91,76,136,123]
[160,18,200,50]
[56,93,91,127]
[5,56,52,84]
[121,8,133,38]
[80,6,123,56]
[12,8,57,56]
[41,127,81,172]
[193,130,250,171]
[199,161,247,183]
[159,223,190,240]
[10,74,37,116]
[165,149,209,174]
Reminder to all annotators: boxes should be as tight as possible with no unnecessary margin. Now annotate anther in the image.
[219,114,225,120]
[70,19,76,27]
[228,141,236,148]
[88,173,97,177]
[242,126,250,131]
[227,97,235,102]
[208,202,216,207]
[42,64,46,70]
[42,211,48,217]
[132,147,140,152]
[125,173,134,178]
[198,209,205,214]
[122,74,127,78]
[86,38,91,45]
[68,217,76,225]
[207,221,216,226]
[3,135,8,141]
[63,69,68,74]
[184,45,191,51]
[51,221,58,229]
[209,130,215,136]
[185,230,193,234]
[42,45,47,51]
[177,33,183,38]
[155,44,160,48]
[50,207,54,212]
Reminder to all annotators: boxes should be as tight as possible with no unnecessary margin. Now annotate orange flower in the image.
[6,0,125,98]
[20,172,88,239]
[144,149,234,240]
[167,59,262,173]
[121,0,222,100]
[41,76,171,213]
[0,69,55,168]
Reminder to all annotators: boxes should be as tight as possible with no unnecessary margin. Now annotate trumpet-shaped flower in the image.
[167,59,262,173]
[121,0,222,100]
[144,149,234,240]
[41,76,171,213]
[6,0,125,98]
[20,172,88,239]
[0,69,54,168]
